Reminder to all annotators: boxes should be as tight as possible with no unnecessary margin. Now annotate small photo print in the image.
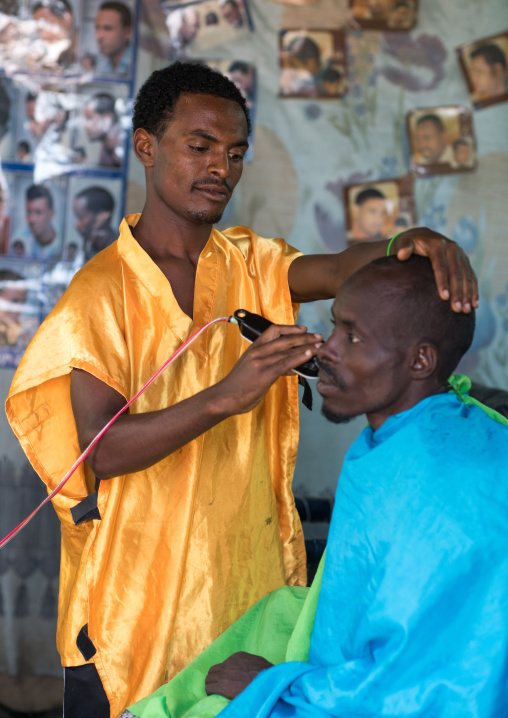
[71,83,130,170]
[0,257,42,366]
[63,173,123,263]
[0,0,81,75]
[79,0,135,80]
[0,169,13,255]
[204,59,256,161]
[14,81,77,181]
[349,0,417,31]
[344,176,416,243]
[407,106,476,176]
[163,0,253,58]
[279,29,347,99]
[0,76,19,163]
[7,172,67,261]
[456,32,508,110]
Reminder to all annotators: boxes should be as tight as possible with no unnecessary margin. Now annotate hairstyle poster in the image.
[407,106,477,176]
[344,176,416,244]
[204,59,256,160]
[162,0,254,58]
[0,257,42,367]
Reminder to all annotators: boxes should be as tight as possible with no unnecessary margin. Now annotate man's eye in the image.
[348,333,360,343]
[229,152,244,162]
[189,145,207,152]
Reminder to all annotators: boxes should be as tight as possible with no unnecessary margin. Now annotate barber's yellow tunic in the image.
[6,216,306,718]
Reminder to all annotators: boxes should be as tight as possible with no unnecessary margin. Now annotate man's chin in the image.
[320,403,356,425]
[187,208,224,225]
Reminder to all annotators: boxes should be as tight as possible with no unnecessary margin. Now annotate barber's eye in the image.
[348,333,360,343]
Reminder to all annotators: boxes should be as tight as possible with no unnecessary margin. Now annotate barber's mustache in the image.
[318,359,347,391]
[193,178,232,193]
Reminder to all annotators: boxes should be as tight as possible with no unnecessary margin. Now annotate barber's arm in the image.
[70,323,322,480]
[288,227,478,313]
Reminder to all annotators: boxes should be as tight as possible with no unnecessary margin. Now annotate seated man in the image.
[122,255,508,718]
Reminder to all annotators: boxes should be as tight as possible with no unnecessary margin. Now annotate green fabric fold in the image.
[127,553,326,718]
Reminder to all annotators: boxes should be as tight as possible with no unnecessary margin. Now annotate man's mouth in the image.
[317,362,346,393]
[193,183,230,202]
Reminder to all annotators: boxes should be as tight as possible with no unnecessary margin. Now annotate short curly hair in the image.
[132,61,251,139]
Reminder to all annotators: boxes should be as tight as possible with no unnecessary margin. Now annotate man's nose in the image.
[208,151,230,178]
[317,334,340,364]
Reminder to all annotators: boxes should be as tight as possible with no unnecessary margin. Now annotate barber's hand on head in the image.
[218,323,322,415]
[391,227,478,313]
[205,652,274,700]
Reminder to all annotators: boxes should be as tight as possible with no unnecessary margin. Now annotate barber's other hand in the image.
[205,651,274,700]
[392,227,478,313]
[218,323,322,415]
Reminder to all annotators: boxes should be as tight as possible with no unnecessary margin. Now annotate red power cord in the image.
[0,316,231,550]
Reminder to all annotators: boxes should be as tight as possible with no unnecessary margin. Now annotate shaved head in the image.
[345,256,475,382]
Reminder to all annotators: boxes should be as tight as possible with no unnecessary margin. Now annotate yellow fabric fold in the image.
[5,215,306,718]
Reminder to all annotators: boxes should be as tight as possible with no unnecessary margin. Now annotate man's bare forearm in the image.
[288,239,390,303]
[73,378,237,480]
[71,324,322,480]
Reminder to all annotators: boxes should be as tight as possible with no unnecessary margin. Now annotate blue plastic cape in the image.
[220,393,508,717]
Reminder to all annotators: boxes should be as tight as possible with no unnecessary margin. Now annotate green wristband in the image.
[386,232,403,257]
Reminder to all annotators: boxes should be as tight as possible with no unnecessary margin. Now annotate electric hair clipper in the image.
[231,308,319,379]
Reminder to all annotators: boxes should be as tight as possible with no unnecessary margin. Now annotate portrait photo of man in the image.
[28,0,77,71]
[350,187,388,241]
[408,107,477,175]
[469,43,508,99]
[72,185,117,260]
[411,113,453,166]
[345,177,416,243]
[82,91,126,168]
[94,0,133,77]
[9,182,62,260]
[457,33,508,109]
[219,0,243,28]
[279,29,346,99]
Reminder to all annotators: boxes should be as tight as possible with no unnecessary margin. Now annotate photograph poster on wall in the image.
[456,31,508,110]
[344,175,416,244]
[406,106,477,176]
[204,59,256,160]
[162,0,254,59]
[279,28,347,99]
[349,0,418,31]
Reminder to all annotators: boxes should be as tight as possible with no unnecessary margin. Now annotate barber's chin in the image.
[320,403,354,425]
[186,208,224,225]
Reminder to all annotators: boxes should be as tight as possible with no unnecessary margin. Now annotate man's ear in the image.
[133,128,156,168]
[410,343,438,380]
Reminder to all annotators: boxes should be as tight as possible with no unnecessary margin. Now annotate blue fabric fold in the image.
[220,393,508,717]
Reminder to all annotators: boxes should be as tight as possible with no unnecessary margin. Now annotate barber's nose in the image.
[209,152,230,178]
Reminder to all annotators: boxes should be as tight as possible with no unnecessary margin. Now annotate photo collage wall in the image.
[1,0,507,368]
[0,0,139,366]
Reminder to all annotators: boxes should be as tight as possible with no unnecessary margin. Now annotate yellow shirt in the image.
[6,216,306,717]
